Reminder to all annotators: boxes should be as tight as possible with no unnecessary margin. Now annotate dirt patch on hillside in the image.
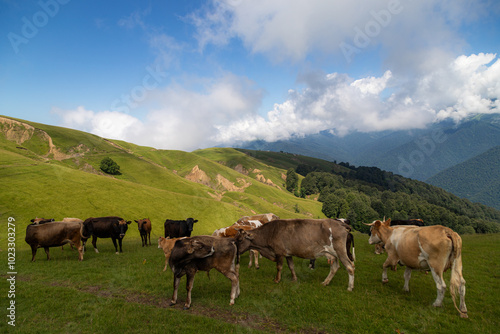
[186,165,212,187]
[186,165,252,193]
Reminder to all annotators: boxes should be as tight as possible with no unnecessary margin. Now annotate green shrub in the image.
[100,157,121,175]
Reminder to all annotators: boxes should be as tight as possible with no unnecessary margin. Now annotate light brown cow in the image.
[25,221,89,261]
[235,218,355,290]
[158,236,186,271]
[213,224,260,269]
[168,236,240,309]
[136,218,152,247]
[366,218,467,318]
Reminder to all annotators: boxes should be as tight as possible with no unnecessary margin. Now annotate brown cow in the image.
[135,218,152,246]
[365,218,467,318]
[25,221,89,261]
[235,218,355,290]
[213,224,260,269]
[168,236,240,309]
[158,236,186,271]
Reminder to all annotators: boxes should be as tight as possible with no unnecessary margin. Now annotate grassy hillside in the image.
[0,116,324,239]
[427,146,500,210]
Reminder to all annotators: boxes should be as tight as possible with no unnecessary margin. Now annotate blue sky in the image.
[2,0,500,150]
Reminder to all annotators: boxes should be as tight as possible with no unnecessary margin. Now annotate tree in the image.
[286,168,298,193]
[100,157,121,175]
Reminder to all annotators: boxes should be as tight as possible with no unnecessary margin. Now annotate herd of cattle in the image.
[25,214,468,318]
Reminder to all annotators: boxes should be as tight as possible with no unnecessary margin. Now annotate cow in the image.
[30,218,55,225]
[365,218,468,318]
[82,216,131,254]
[135,218,152,247]
[164,218,198,238]
[168,236,240,309]
[373,219,425,254]
[62,217,83,223]
[213,224,261,269]
[158,236,186,271]
[309,218,355,269]
[235,218,355,291]
[236,213,279,225]
[25,221,89,261]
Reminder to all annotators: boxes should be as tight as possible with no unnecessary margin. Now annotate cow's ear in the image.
[127,220,132,224]
[384,218,391,226]
[193,220,198,223]
[135,220,139,223]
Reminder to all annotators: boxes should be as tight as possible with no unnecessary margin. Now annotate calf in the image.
[168,236,240,309]
[158,236,186,271]
[213,224,260,269]
[164,218,198,238]
[366,218,467,318]
[235,218,355,291]
[82,216,131,254]
[25,221,89,261]
[135,218,152,246]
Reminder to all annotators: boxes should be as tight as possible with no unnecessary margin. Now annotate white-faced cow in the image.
[135,218,152,247]
[25,221,90,261]
[164,218,198,238]
[213,224,260,269]
[365,218,468,318]
[168,236,240,309]
[235,218,355,291]
[82,216,131,254]
[236,213,279,225]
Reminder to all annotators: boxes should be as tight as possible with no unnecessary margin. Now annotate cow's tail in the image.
[448,231,468,318]
[346,232,355,262]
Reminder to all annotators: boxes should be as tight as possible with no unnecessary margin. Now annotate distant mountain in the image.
[236,114,500,181]
[427,146,500,210]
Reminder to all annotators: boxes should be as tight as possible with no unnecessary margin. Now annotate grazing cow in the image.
[30,218,55,225]
[82,216,131,254]
[365,218,468,318]
[236,213,279,225]
[235,218,355,291]
[25,221,89,261]
[158,236,186,271]
[168,236,240,309]
[213,224,260,269]
[135,218,152,247]
[164,218,198,238]
[373,219,425,254]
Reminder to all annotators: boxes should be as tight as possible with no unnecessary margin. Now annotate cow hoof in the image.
[183,306,190,310]
[94,249,99,253]
[169,301,176,306]
[382,279,389,284]
[460,312,468,319]
[115,252,119,255]
[229,300,235,305]
[432,302,443,307]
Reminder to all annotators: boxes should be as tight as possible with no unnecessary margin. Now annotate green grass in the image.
[2,232,498,333]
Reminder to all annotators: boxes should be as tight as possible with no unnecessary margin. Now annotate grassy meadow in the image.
[1,116,499,333]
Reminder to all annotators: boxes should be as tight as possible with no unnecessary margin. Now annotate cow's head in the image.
[135,219,148,232]
[185,218,198,232]
[115,219,131,238]
[234,228,254,253]
[364,218,391,244]
[81,218,94,238]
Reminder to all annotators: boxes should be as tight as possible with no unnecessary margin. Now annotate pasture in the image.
[2,230,499,333]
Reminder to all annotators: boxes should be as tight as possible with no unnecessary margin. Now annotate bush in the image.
[100,157,121,175]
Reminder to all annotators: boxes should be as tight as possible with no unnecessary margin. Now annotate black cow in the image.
[164,218,198,238]
[82,216,131,254]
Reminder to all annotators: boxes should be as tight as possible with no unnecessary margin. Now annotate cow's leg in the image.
[163,257,168,271]
[44,247,50,260]
[430,268,446,307]
[184,271,196,310]
[382,254,399,283]
[30,245,38,262]
[222,269,240,305]
[286,256,297,281]
[248,250,254,268]
[111,238,119,254]
[274,256,284,283]
[322,257,340,286]
[148,232,151,246]
[170,276,181,306]
[77,243,84,261]
[403,268,412,291]
[254,250,259,269]
[118,238,123,253]
[309,259,316,270]
[92,235,99,253]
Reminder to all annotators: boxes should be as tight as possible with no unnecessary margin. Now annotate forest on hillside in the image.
[240,149,500,235]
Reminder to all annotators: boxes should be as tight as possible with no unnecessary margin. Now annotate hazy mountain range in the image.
[237,113,500,209]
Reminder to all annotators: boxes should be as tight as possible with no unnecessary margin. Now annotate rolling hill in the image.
[0,116,324,238]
